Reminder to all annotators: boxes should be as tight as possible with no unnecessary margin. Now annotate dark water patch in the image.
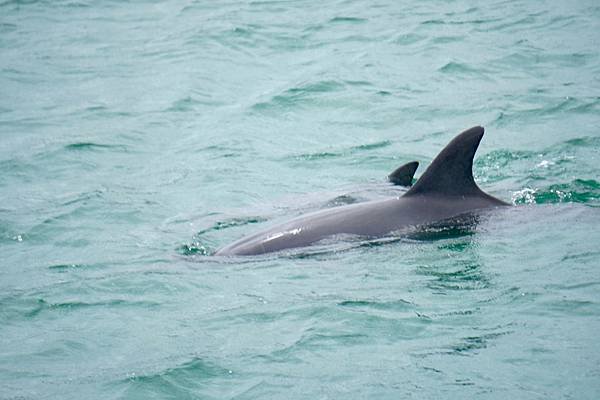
[343,80,373,88]
[0,0,89,7]
[2,297,161,320]
[83,105,108,113]
[337,34,373,43]
[495,51,596,72]
[289,81,345,94]
[450,333,500,354]
[78,107,134,120]
[48,263,85,271]
[292,151,341,161]
[417,330,513,358]
[328,16,367,24]
[421,17,502,26]
[338,299,414,312]
[421,19,445,26]
[352,140,391,151]
[197,217,267,235]
[418,261,490,292]
[431,35,462,44]
[438,61,490,79]
[0,0,43,7]
[561,250,600,263]
[408,215,479,242]
[0,22,18,32]
[64,142,128,152]
[484,15,538,32]
[563,135,600,148]
[165,95,215,112]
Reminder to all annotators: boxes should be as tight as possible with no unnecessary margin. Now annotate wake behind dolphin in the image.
[215,126,508,256]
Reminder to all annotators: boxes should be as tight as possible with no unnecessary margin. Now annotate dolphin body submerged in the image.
[215,126,508,256]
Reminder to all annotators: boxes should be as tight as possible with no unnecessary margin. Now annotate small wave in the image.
[265,331,370,362]
[533,299,597,317]
[561,250,600,263]
[338,299,414,312]
[64,142,128,152]
[291,140,391,162]
[476,149,537,168]
[178,241,212,256]
[197,217,267,235]
[58,188,105,206]
[121,357,233,397]
[324,194,360,207]
[484,15,538,33]
[352,140,391,151]
[48,263,87,271]
[418,261,490,291]
[0,0,44,7]
[430,35,462,44]
[438,61,490,78]
[421,19,445,26]
[512,179,600,205]
[180,217,266,256]
[165,96,208,112]
[292,151,341,161]
[449,331,512,355]
[0,22,17,32]
[8,298,160,319]
[563,135,600,148]
[251,80,345,112]
[328,16,367,24]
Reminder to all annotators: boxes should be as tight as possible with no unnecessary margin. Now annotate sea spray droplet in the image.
[512,188,537,204]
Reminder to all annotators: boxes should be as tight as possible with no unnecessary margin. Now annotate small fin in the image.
[388,161,419,186]
[405,126,486,197]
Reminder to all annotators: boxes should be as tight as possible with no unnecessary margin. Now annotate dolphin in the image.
[388,161,419,186]
[215,126,508,256]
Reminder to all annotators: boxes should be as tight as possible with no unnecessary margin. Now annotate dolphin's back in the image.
[215,126,508,256]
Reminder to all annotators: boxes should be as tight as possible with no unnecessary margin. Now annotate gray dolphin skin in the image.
[388,161,419,186]
[215,126,509,256]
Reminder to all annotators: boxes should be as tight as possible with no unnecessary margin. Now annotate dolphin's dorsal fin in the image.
[388,161,419,186]
[405,126,486,197]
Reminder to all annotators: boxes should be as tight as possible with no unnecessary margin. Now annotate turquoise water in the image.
[2,0,600,398]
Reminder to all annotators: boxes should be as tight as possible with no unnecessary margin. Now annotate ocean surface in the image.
[1,0,600,398]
